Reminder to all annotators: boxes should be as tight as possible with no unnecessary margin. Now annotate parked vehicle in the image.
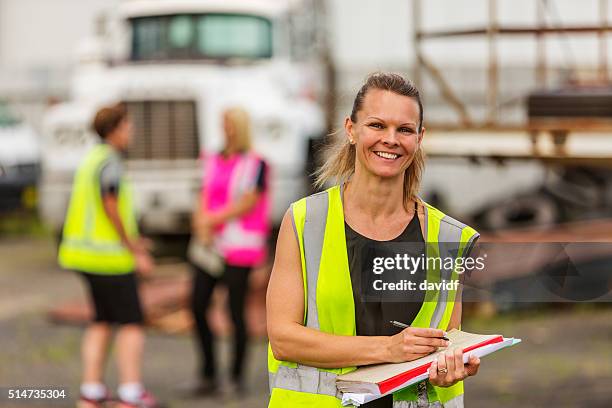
[0,103,40,213]
[39,0,330,236]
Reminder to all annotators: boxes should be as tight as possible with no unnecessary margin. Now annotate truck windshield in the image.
[0,103,19,127]
[131,13,273,61]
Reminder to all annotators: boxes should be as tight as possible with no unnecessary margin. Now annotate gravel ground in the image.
[1,236,611,407]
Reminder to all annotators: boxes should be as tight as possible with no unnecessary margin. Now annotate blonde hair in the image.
[315,73,425,210]
[224,107,252,152]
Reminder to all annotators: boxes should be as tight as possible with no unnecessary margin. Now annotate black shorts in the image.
[80,272,144,325]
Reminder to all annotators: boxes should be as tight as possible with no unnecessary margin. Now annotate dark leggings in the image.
[190,263,251,383]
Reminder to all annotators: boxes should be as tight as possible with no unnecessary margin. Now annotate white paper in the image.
[341,338,521,406]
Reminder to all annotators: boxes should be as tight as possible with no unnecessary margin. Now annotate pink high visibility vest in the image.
[201,151,270,267]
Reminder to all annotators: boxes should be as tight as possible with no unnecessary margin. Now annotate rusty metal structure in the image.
[412,0,612,164]
[412,0,612,231]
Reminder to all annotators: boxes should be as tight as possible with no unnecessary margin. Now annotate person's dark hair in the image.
[92,103,128,140]
[350,72,424,132]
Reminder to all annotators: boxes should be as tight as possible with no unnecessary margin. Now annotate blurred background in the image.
[0,0,611,406]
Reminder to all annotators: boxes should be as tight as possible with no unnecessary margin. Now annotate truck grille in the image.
[123,101,199,160]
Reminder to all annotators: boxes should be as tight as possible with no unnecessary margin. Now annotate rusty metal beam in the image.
[599,0,609,82]
[487,0,499,125]
[536,0,547,86]
[417,53,473,127]
[412,0,422,87]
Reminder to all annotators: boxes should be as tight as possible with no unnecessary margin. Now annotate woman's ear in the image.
[417,126,425,146]
[344,116,355,144]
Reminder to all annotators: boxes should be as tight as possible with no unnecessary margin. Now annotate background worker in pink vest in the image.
[188,107,270,396]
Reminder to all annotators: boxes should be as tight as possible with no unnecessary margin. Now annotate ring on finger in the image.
[437,353,447,376]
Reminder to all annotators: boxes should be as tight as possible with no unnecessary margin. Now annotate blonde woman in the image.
[266,73,481,407]
[188,107,270,396]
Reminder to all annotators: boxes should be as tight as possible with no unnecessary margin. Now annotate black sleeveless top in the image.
[344,203,426,408]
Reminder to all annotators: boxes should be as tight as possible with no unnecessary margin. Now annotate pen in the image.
[390,320,450,341]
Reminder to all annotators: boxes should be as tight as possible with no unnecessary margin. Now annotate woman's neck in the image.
[222,146,242,157]
[344,167,407,221]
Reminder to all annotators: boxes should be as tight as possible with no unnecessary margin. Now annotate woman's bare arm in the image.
[266,210,449,368]
[212,190,259,223]
[194,186,259,229]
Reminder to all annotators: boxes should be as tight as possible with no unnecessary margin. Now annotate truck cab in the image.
[40,0,328,236]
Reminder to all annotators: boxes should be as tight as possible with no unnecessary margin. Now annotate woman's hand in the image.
[135,251,154,279]
[137,237,154,252]
[194,216,213,244]
[204,212,226,227]
[428,349,480,387]
[386,328,450,363]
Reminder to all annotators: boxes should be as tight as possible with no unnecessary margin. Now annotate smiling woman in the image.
[266,72,481,408]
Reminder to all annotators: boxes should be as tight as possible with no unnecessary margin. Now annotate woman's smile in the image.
[373,150,402,161]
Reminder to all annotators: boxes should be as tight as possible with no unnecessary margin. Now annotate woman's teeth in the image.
[375,151,399,159]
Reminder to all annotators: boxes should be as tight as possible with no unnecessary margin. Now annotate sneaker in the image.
[116,390,161,408]
[77,393,112,408]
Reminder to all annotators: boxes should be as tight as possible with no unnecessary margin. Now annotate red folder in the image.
[378,335,504,394]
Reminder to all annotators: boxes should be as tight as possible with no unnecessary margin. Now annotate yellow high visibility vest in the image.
[58,144,138,274]
[268,185,479,407]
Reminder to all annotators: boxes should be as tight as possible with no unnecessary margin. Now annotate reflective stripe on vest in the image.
[58,144,138,274]
[268,185,479,407]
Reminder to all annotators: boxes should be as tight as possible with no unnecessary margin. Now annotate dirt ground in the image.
[0,236,610,408]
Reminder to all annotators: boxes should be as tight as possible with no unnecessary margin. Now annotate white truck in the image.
[39,0,330,237]
[0,103,40,213]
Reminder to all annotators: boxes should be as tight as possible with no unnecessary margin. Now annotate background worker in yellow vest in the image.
[266,73,481,407]
[58,103,159,408]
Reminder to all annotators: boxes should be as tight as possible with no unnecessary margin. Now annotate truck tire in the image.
[477,192,560,230]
